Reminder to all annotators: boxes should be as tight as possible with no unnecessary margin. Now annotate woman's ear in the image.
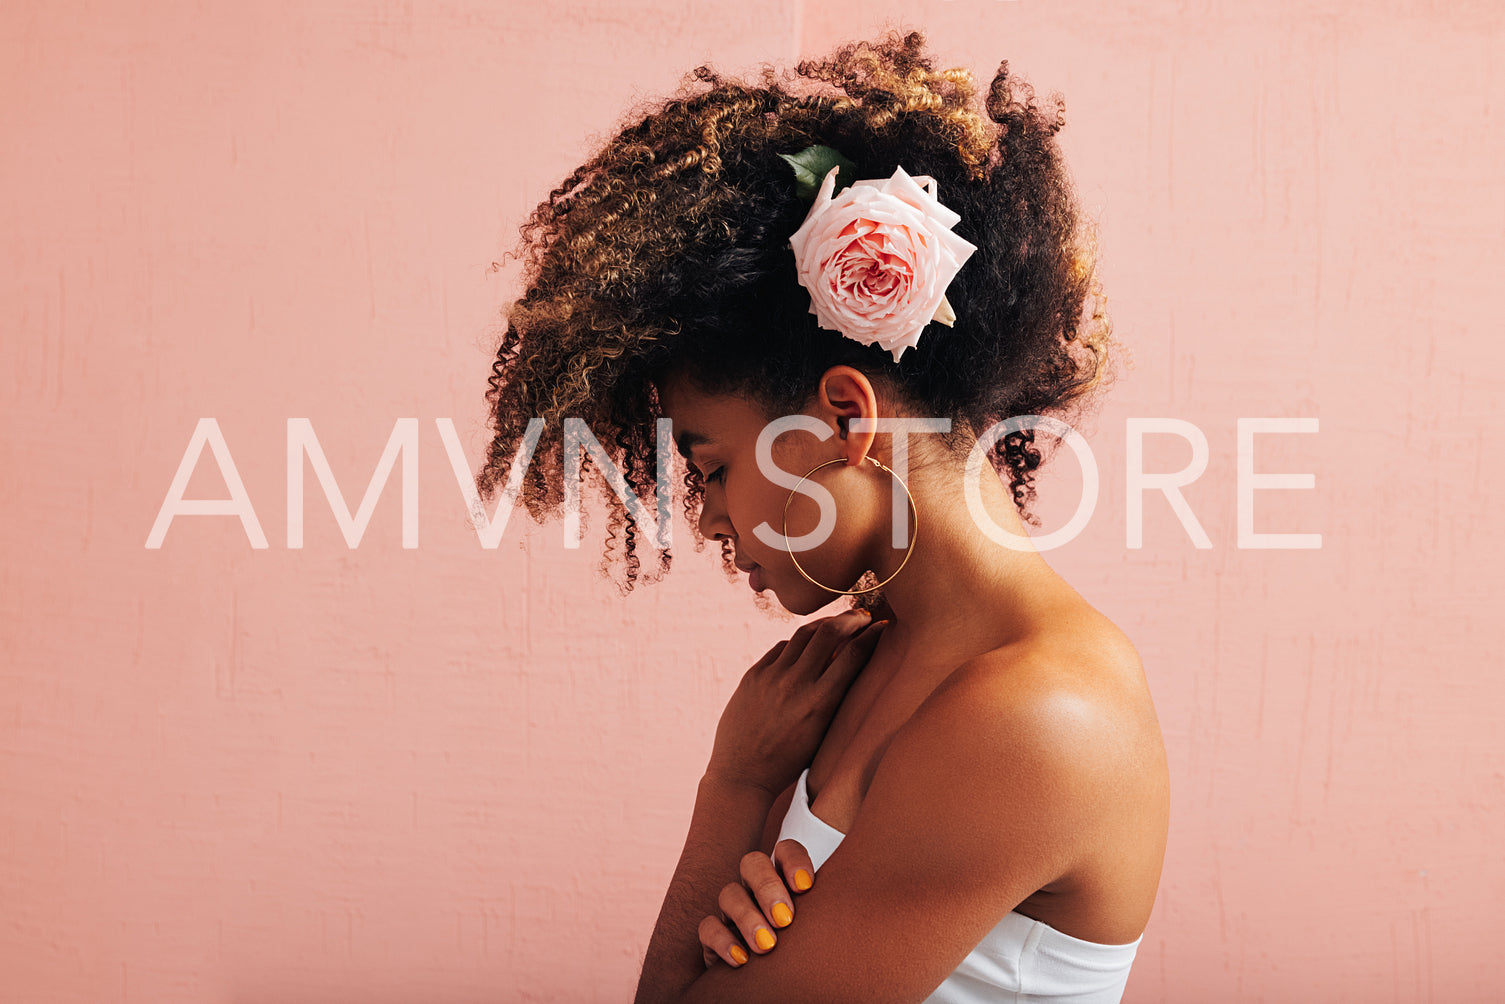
[816,366,878,465]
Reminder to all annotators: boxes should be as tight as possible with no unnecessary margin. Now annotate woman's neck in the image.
[862,450,1077,653]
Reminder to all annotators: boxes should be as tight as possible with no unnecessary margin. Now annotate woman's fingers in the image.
[780,610,874,679]
[717,878,781,955]
[818,616,890,685]
[705,846,813,969]
[697,912,750,969]
[751,638,789,670]
[771,838,817,895]
[739,849,798,933]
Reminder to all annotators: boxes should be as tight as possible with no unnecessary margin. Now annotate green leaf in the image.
[779,145,859,204]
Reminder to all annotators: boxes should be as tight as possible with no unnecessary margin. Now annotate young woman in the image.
[477,30,1169,1003]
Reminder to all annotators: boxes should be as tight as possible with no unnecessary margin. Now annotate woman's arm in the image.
[635,611,882,1002]
[635,651,1118,1004]
[632,772,779,1003]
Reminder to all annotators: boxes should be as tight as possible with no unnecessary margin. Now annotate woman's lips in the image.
[748,566,765,592]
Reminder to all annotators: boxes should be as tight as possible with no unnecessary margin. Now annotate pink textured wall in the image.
[3,1,1501,1001]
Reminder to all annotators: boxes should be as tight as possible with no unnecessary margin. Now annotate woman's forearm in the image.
[633,772,778,1004]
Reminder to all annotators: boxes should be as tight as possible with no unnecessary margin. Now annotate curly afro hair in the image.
[478,29,1120,596]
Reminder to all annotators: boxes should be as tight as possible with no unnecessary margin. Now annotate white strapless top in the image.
[774,767,1142,1003]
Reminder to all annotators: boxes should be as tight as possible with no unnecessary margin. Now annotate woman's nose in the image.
[698,492,734,541]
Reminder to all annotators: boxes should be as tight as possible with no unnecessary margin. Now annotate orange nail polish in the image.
[730,945,748,965]
[754,927,776,951]
[792,868,813,891]
[772,902,792,927]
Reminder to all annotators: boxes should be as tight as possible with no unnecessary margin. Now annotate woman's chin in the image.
[754,565,856,615]
[753,573,802,613]
[780,585,848,617]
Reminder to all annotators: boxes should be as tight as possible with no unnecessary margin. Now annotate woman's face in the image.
[656,373,885,616]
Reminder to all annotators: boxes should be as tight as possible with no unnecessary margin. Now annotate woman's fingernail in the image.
[792,868,813,891]
[772,902,793,927]
[754,927,776,951]
[730,945,748,965]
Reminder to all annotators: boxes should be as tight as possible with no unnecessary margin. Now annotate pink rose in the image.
[787,164,978,363]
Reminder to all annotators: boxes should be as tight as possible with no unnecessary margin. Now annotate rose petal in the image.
[787,162,980,357]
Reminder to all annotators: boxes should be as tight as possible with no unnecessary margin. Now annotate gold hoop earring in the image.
[781,455,918,595]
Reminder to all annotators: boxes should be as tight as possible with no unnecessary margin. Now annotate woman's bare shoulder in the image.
[905,602,1155,779]
[950,598,1142,695]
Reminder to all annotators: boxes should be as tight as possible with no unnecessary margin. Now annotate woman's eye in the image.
[707,466,727,485]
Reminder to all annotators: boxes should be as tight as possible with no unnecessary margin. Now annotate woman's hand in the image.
[699,839,818,969]
[704,609,889,798]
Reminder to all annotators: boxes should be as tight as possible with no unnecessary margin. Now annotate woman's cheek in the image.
[728,486,762,551]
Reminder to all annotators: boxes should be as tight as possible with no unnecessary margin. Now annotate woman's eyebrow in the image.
[675,430,714,460]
